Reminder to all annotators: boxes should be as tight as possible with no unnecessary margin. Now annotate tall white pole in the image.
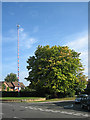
[17,25,20,94]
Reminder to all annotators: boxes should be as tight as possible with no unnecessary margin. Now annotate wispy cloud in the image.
[19,71,30,86]
[3,27,38,49]
[19,27,24,32]
[64,32,88,76]
[19,28,38,49]
[65,35,88,51]
[24,38,37,49]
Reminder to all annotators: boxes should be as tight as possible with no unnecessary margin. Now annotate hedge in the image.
[0,91,45,97]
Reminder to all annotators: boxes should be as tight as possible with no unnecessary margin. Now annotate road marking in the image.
[13,117,25,120]
[38,108,45,111]
[25,107,28,108]
[27,106,89,117]
[64,104,74,108]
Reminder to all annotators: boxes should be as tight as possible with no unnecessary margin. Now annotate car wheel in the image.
[87,106,90,111]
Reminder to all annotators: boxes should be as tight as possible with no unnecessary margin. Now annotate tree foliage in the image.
[4,73,18,82]
[2,83,6,91]
[26,45,87,96]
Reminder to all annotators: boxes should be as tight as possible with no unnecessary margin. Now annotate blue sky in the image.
[2,2,88,86]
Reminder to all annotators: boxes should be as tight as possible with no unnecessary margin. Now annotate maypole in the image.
[17,25,20,96]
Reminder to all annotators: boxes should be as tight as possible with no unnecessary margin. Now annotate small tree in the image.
[4,73,18,82]
[2,83,6,91]
[7,87,9,92]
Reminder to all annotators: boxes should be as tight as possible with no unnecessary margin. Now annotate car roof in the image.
[80,94,88,97]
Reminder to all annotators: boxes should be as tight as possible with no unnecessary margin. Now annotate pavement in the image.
[0,101,90,119]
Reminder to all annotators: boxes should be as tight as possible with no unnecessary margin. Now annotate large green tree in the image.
[26,45,87,96]
[4,73,18,82]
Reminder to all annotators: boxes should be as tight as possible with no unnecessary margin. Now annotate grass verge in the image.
[45,97,75,102]
[0,97,44,100]
[0,97,75,102]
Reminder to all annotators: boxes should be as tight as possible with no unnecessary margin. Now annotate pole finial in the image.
[17,24,20,28]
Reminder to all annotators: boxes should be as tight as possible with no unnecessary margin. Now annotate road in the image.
[0,101,90,119]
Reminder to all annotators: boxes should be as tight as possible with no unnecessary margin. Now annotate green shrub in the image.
[7,87,9,92]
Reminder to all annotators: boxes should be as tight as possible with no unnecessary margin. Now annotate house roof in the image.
[5,82,13,87]
[0,81,25,89]
[12,81,25,87]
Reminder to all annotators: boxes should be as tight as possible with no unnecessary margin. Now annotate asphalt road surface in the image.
[1,101,90,119]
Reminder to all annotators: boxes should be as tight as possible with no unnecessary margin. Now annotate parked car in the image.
[80,94,88,98]
[75,97,82,104]
[75,94,88,104]
[80,95,90,111]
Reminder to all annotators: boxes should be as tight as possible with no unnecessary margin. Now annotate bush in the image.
[82,88,90,95]
[45,94,52,100]
[1,91,39,97]
[7,87,9,92]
